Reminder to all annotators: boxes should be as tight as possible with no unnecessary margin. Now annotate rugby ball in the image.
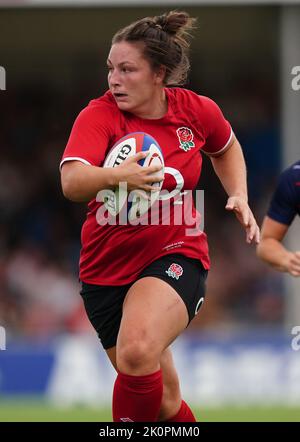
[102,132,164,221]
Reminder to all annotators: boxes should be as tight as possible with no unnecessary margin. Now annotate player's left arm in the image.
[210,135,260,244]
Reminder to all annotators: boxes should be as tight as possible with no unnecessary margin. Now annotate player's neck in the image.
[133,89,167,120]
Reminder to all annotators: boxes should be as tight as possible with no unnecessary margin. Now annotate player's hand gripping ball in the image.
[102,132,164,222]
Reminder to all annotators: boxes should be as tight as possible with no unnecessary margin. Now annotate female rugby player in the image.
[60,11,260,422]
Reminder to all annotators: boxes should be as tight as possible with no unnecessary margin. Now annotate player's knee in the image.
[116,338,159,373]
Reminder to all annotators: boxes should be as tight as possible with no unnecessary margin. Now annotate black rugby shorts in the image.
[80,254,208,350]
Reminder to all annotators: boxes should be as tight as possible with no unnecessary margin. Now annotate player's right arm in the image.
[256,216,300,276]
[61,161,116,202]
[61,154,163,203]
[60,103,162,202]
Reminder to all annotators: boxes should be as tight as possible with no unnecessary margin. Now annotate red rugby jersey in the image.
[60,88,233,285]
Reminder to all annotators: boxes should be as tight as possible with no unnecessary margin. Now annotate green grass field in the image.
[0,399,300,422]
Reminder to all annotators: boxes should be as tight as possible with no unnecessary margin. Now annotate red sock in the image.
[112,369,163,422]
[165,400,197,422]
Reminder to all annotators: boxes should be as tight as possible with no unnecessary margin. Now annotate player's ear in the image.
[154,65,166,85]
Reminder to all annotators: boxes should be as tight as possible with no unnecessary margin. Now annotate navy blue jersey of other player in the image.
[268,161,300,225]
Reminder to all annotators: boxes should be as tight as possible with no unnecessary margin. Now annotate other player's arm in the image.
[209,136,260,244]
[256,216,300,276]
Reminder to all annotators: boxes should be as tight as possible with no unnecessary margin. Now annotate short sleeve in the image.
[267,168,298,226]
[60,104,113,170]
[199,96,233,157]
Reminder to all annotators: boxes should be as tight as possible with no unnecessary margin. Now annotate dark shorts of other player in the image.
[80,254,208,350]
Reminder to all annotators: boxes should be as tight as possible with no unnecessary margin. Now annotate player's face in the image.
[107,41,165,118]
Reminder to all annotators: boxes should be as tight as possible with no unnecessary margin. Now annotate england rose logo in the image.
[166,263,184,280]
[176,127,195,152]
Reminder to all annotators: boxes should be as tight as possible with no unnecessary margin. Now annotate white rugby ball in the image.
[102,132,164,222]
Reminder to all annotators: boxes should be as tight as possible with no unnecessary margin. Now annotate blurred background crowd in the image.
[0,6,286,341]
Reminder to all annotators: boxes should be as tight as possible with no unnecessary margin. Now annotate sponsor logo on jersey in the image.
[176,127,195,152]
[120,417,134,422]
[165,263,184,280]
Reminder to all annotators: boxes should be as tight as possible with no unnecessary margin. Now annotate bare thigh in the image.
[115,276,188,374]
